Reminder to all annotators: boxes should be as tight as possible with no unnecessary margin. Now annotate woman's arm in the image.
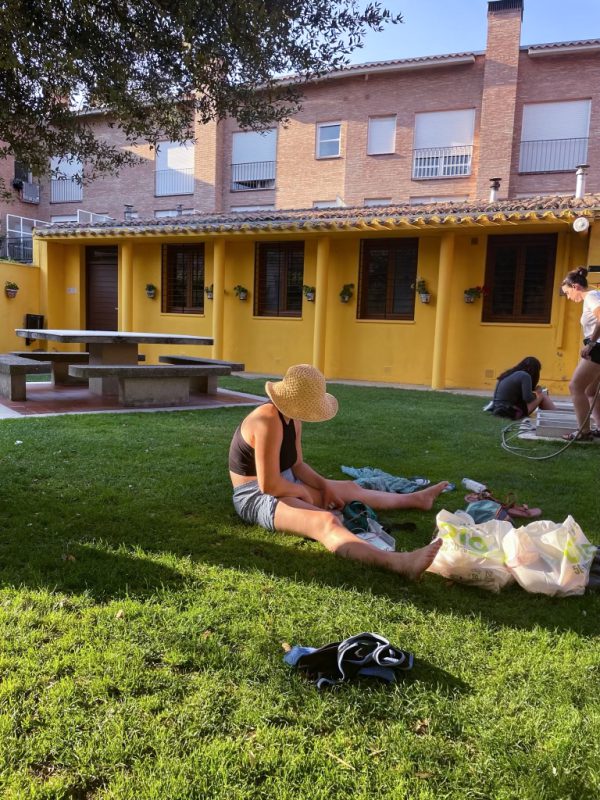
[518,372,536,404]
[253,414,313,502]
[291,424,345,509]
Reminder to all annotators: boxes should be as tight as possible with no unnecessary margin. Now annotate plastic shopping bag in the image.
[426,509,514,592]
[502,516,597,597]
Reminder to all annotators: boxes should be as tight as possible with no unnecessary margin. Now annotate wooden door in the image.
[85,246,118,330]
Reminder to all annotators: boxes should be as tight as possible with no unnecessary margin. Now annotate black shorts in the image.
[584,339,600,365]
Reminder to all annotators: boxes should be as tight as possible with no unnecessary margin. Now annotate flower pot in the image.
[340,295,351,303]
[305,292,315,302]
[464,294,475,303]
[206,290,213,300]
[5,288,18,299]
[146,289,157,299]
[419,292,431,304]
[238,291,248,301]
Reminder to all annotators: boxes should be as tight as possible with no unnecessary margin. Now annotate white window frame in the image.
[519,100,591,173]
[231,205,275,212]
[364,198,392,207]
[155,141,195,196]
[412,109,475,180]
[316,122,341,159]
[367,116,397,155]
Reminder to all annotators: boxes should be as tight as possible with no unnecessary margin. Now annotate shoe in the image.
[562,430,595,442]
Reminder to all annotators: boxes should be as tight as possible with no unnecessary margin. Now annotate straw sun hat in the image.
[265,364,338,422]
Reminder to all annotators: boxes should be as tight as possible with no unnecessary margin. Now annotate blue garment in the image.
[340,465,429,493]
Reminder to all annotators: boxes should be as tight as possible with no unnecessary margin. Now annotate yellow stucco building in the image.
[2,195,599,395]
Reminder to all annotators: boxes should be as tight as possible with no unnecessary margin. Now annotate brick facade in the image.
[5,0,600,230]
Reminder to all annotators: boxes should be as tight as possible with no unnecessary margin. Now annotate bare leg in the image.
[299,479,450,512]
[274,498,441,580]
[526,393,556,415]
[569,359,600,433]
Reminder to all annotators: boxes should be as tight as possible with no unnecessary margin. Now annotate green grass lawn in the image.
[0,378,598,799]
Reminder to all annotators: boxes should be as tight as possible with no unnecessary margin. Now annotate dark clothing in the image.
[229,406,297,476]
[492,371,536,419]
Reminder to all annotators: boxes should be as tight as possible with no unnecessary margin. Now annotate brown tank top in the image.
[228,406,297,476]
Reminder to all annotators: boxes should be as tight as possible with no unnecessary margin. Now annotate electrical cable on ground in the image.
[500,380,600,461]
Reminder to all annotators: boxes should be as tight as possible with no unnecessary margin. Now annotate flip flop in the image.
[506,504,542,519]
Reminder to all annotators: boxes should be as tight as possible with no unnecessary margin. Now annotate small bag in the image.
[341,501,396,551]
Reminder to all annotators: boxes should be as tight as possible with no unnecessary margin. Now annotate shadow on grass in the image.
[0,509,597,639]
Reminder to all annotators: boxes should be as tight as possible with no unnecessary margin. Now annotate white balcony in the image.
[412,145,473,179]
[51,178,83,203]
[231,161,276,191]
[155,168,194,196]
[519,137,589,173]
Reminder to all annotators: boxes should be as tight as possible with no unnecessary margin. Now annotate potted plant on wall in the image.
[339,283,354,303]
[303,284,316,302]
[4,280,19,298]
[205,284,214,300]
[234,284,249,301]
[464,285,485,304]
[145,282,157,299]
[416,277,431,304]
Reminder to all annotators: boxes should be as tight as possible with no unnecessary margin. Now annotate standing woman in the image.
[229,364,447,580]
[561,267,600,440]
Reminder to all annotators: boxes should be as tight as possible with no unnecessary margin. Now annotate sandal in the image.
[463,490,542,519]
[562,430,595,442]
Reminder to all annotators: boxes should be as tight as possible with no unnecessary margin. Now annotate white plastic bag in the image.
[503,516,597,597]
[427,510,514,592]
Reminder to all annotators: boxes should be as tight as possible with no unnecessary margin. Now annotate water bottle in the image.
[461,478,487,493]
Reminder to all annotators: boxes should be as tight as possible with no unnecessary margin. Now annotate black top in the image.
[494,370,535,415]
[229,406,297,477]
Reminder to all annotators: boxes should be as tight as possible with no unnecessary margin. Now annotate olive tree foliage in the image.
[0,0,400,182]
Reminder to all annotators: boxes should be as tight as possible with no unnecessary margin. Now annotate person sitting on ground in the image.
[228,364,447,581]
[490,356,556,419]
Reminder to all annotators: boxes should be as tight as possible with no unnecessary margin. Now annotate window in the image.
[50,155,83,202]
[413,109,475,179]
[482,234,557,324]
[364,198,392,207]
[154,208,194,218]
[231,205,275,212]
[51,214,78,223]
[358,239,418,320]
[14,161,30,182]
[367,116,396,155]
[254,242,304,317]
[231,130,277,190]
[161,244,204,313]
[316,122,341,158]
[519,100,590,173]
[409,195,468,205]
[313,200,337,208]
[155,141,195,196]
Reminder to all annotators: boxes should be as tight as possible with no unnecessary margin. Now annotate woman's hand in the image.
[581,342,595,360]
[321,480,345,511]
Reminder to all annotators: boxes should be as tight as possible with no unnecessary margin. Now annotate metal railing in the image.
[50,178,83,203]
[231,160,276,191]
[155,168,194,196]
[0,236,34,263]
[412,145,473,179]
[519,137,589,173]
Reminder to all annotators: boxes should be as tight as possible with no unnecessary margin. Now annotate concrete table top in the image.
[16,329,213,346]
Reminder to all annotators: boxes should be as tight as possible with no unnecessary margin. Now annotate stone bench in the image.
[158,355,244,371]
[68,364,233,407]
[0,354,53,401]
[11,351,146,385]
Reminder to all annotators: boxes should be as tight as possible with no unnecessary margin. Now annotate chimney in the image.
[176,204,183,216]
[476,0,524,198]
[489,177,502,202]
[575,164,589,199]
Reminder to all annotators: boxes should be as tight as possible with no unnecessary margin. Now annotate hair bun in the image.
[576,267,589,278]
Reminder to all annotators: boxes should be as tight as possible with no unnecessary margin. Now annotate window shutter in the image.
[358,239,418,320]
[521,100,591,142]
[232,130,277,164]
[414,109,475,148]
[255,242,304,317]
[367,117,396,155]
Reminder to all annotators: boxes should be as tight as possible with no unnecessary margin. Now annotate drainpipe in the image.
[489,177,501,203]
[212,239,225,360]
[575,164,589,199]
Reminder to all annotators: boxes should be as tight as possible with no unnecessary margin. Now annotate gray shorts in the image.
[232,468,300,531]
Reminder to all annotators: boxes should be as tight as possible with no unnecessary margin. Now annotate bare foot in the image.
[390,539,442,580]
[408,482,450,510]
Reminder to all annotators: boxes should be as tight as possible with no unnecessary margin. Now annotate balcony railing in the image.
[412,145,473,179]
[0,236,34,263]
[231,161,276,191]
[21,181,40,203]
[51,178,83,203]
[519,137,589,173]
[155,168,194,196]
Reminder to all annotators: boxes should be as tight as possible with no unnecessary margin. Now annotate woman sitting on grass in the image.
[228,364,446,580]
[491,356,556,419]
